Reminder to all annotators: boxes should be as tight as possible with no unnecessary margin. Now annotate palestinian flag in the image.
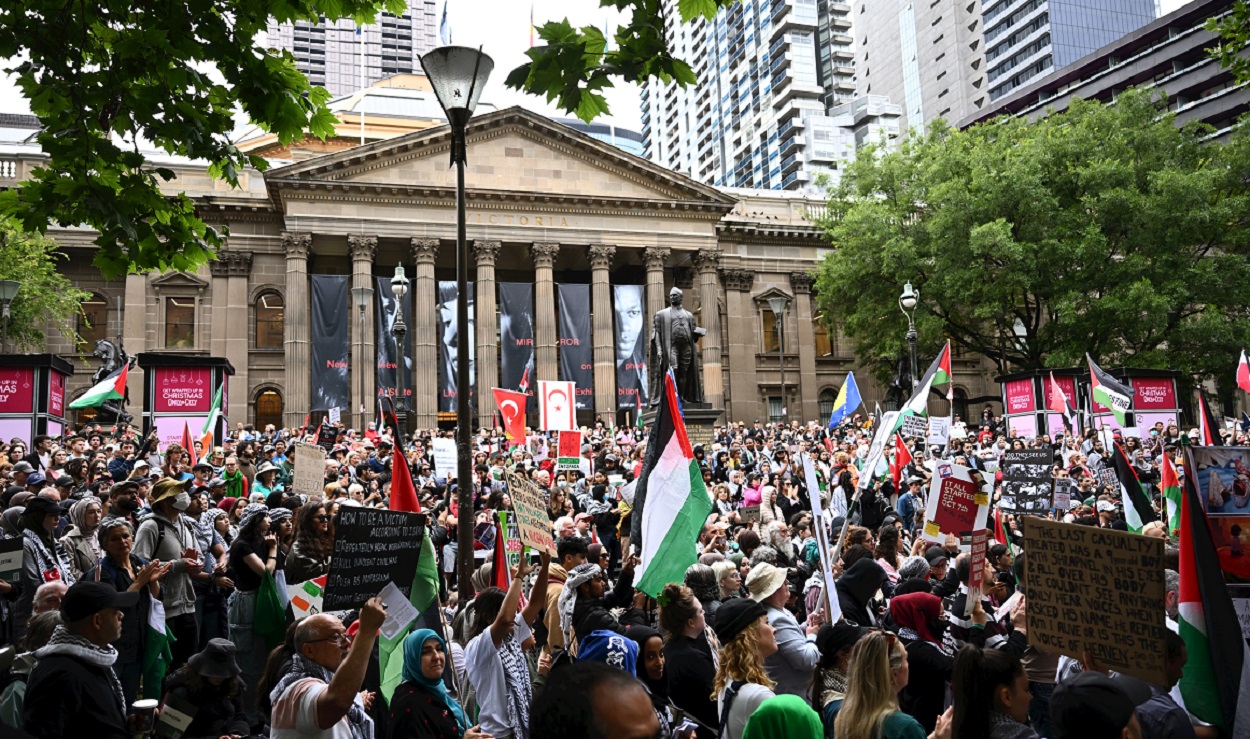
[1160,451,1182,536]
[890,433,911,491]
[1198,392,1224,446]
[934,340,954,401]
[141,593,175,699]
[629,369,714,597]
[180,422,198,467]
[993,506,1014,553]
[199,382,223,453]
[68,364,128,409]
[896,343,953,426]
[1177,447,1250,733]
[1047,372,1079,435]
[1111,442,1157,534]
[1238,349,1250,395]
[379,526,447,704]
[1086,354,1132,425]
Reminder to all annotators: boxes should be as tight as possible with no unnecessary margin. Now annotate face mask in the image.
[172,492,191,511]
[557,481,567,488]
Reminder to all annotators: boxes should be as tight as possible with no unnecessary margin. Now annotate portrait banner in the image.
[437,281,475,414]
[557,283,593,411]
[499,282,536,413]
[376,275,413,406]
[310,275,350,412]
[1000,449,1054,514]
[613,284,648,410]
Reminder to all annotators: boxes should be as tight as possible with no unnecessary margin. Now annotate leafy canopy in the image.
[813,89,1250,389]
[1208,1,1250,84]
[0,217,92,351]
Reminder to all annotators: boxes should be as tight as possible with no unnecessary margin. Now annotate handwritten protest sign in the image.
[506,471,557,555]
[292,442,326,497]
[927,417,950,446]
[920,462,990,549]
[431,438,457,480]
[1022,517,1167,685]
[965,529,989,616]
[901,414,928,440]
[324,509,424,611]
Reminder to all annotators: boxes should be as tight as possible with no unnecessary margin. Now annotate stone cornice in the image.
[790,271,816,294]
[717,221,827,242]
[282,231,311,258]
[720,268,755,292]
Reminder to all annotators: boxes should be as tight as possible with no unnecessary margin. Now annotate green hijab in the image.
[401,628,468,731]
[741,694,823,739]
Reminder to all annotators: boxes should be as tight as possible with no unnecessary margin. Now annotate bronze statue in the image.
[649,287,705,405]
[90,339,134,425]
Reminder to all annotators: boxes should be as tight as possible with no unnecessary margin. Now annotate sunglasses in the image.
[316,515,330,522]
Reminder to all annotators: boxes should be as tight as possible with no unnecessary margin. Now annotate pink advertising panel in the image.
[153,415,208,451]
[1004,378,1036,414]
[153,367,212,413]
[0,418,29,447]
[0,367,34,414]
[48,371,65,418]
[1046,413,1070,439]
[1132,378,1176,410]
[1008,414,1039,439]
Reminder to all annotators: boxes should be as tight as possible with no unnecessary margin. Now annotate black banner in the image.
[557,283,593,411]
[499,282,536,413]
[1001,449,1054,514]
[323,508,424,611]
[310,275,350,412]
[437,281,475,413]
[376,276,413,408]
[614,284,647,410]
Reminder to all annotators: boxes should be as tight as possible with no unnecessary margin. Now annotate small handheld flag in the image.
[827,372,862,429]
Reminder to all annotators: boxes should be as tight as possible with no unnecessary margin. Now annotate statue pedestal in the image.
[640,403,723,451]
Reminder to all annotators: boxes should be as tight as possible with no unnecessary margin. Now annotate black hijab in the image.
[626,625,669,701]
[837,558,887,627]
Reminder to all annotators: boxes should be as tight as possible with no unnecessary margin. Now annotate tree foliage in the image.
[1208,1,1250,84]
[0,217,92,351]
[812,90,1250,391]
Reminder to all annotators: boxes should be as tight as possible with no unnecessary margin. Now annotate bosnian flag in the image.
[539,380,575,431]
[629,370,714,597]
[1087,354,1132,425]
[69,364,128,409]
[1238,350,1250,395]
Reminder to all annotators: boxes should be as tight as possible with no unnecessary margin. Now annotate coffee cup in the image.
[132,698,159,733]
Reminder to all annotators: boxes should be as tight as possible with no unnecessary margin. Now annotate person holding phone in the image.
[134,477,202,670]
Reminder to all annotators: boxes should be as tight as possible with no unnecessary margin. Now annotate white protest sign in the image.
[293,442,328,497]
[378,580,420,640]
[328,407,341,425]
[927,417,951,446]
[803,454,842,623]
[431,437,457,481]
[901,414,927,439]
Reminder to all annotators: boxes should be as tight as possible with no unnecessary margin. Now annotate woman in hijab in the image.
[742,694,823,739]
[390,628,487,739]
[59,498,103,580]
[811,622,867,736]
[890,592,955,733]
[837,558,888,627]
[12,497,76,645]
[0,506,24,539]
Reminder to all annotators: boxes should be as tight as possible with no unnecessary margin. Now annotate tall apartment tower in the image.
[641,0,864,191]
[267,1,439,97]
[859,0,1154,132]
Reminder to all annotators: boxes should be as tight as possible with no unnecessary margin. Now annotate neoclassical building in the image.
[10,107,1001,430]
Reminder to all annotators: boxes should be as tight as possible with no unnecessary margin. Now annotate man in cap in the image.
[23,581,141,737]
[1051,671,1144,739]
[106,480,142,527]
[10,460,34,489]
[746,561,822,696]
[897,476,923,535]
[190,461,214,490]
[134,476,202,668]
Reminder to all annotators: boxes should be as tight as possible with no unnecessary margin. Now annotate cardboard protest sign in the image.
[292,442,327,497]
[557,430,581,470]
[965,529,989,617]
[324,509,424,611]
[901,414,928,439]
[740,505,761,524]
[497,510,523,570]
[1000,449,1054,514]
[505,471,557,555]
[920,462,990,548]
[430,437,457,480]
[0,538,22,583]
[1022,517,1167,685]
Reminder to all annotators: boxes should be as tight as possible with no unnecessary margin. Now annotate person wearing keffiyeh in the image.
[14,496,76,646]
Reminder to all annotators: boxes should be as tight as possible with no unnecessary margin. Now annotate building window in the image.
[255,292,285,349]
[814,322,834,357]
[165,297,196,348]
[818,388,836,419]
[953,388,969,423]
[77,293,109,348]
[762,309,781,353]
[255,389,284,429]
[768,396,785,422]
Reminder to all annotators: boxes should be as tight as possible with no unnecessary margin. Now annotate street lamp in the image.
[421,43,493,602]
[899,281,920,388]
[350,285,373,430]
[0,280,20,354]
[390,266,409,436]
[768,295,791,419]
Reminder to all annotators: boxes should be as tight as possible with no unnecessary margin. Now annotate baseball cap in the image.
[25,472,46,487]
[61,581,140,623]
[11,461,34,474]
[1051,672,1138,739]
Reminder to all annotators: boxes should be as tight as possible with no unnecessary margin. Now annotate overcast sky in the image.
[0,0,1198,137]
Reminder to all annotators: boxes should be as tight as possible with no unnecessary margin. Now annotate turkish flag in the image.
[493,388,528,447]
[890,432,912,491]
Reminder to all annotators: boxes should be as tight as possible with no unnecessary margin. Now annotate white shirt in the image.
[717,683,774,739]
[465,630,516,739]
[270,678,354,739]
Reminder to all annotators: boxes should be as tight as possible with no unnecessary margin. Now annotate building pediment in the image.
[150,271,210,292]
[263,107,737,215]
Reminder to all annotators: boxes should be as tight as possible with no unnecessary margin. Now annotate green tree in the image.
[1208,2,1250,83]
[0,217,92,351]
[812,89,1250,390]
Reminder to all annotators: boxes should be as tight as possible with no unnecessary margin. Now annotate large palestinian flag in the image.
[629,369,713,597]
[378,526,445,703]
[68,364,128,409]
[1086,354,1132,425]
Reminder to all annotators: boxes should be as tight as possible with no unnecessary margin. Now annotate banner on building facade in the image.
[375,276,414,408]
[437,281,475,414]
[499,282,536,413]
[613,284,647,410]
[310,275,350,412]
[557,283,593,411]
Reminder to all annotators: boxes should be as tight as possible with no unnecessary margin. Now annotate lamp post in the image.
[768,295,791,419]
[899,282,920,388]
[390,266,409,436]
[0,280,20,354]
[350,285,373,430]
[421,45,493,601]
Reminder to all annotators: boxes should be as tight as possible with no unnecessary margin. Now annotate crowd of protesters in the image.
[0,405,1233,738]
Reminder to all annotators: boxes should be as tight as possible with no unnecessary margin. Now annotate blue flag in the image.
[827,372,861,428]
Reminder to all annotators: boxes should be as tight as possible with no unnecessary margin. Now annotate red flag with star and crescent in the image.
[493,388,527,447]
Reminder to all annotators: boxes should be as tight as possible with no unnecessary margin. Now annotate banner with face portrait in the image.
[310,275,350,412]
[437,281,475,414]
[375,276,413,408]
[614,284,648,410]
[499,282,536,414]
[557,283,593,411]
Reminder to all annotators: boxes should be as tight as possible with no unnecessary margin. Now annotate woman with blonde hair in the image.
[710,598,779,739]
[834,630,950,739]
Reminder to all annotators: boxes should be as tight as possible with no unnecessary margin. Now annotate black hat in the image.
[924,546,949,567]
[54,475,74,487]
[713,597,768,645]
[110,480,139,495]
[816,621,867,657]
[1051,672,1138,739]
[23,496,60,518]
[61,581,140,622]
[191,461,213,472]
[188,638,242,679]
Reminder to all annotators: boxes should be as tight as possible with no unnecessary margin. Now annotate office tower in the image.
[267,1,439,97]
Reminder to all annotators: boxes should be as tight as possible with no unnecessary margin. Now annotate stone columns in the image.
[693,249,724,410]
[123,273,148,417]
[643,247,670,331]
[282,232,312,428]
[791,272,818,424]
[348,235,378,430]
[411,238,440,430]
[589,245,617,419]
[474,240,501,424]
[721,268,756,423]
[531,243,560,383]
[211,252,253,423]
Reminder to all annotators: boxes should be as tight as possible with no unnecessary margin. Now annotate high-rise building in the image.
[860,0,1155,132]
[267,1,439,97]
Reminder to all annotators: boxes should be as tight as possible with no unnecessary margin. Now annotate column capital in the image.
[410,237,439,265]
[790,271,815,294]
[673,267,695,290]
[282,231,311,258]
[692,248,723,273]
[209,251,253,278]
[720,268,755,292]
[348,234,378,261]
[643,246,670,270]
[473,239,502,266]
[531,242,560,267]
[588,244,616,270]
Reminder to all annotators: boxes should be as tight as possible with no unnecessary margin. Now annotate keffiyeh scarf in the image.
[495,630,532,739]
[270,653,374,739]
[558,562,602,646]
[23,529,76,587]
[818,668,849,709]
[36,625,125,717]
